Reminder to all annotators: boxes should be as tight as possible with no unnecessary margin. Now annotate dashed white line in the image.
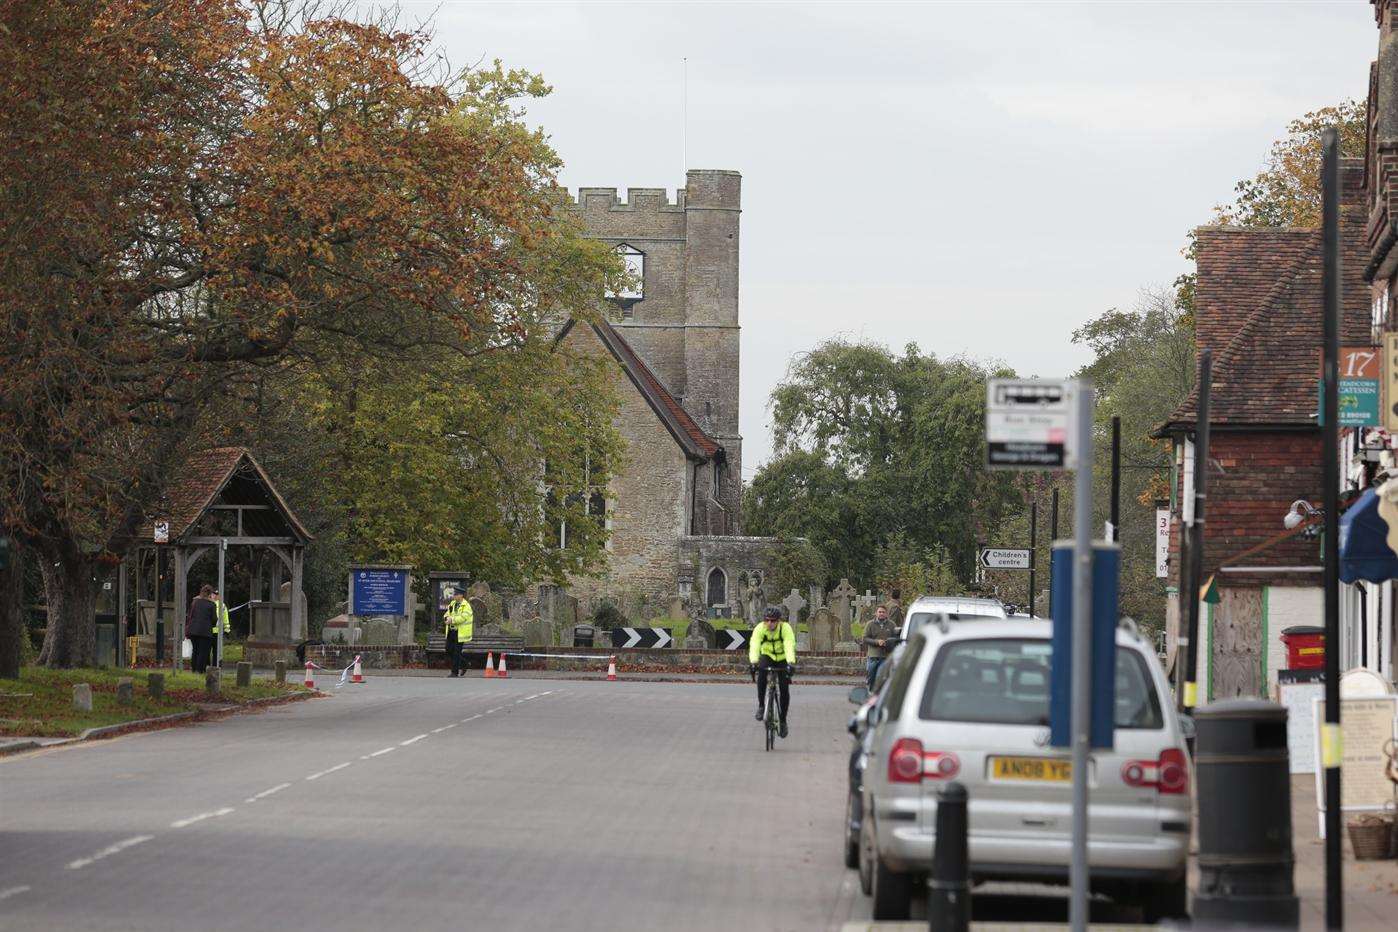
[306,762,351,781]
[67,835,154,870]
[245,782,292,803]
[486,707,505,714]
[171,807,234,829]
[460,715,481,723]
[0,886,31,901]
[400,734,428,746]
[430,725,451,733]
[367,747,395,758]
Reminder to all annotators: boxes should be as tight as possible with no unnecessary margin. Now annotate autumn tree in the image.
[0,1,621,666]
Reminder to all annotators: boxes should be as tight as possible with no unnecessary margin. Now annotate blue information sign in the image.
[351,568,408,615]
[1048,543,1120,750]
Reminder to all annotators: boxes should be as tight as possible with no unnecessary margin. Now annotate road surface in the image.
[0,675,860,931]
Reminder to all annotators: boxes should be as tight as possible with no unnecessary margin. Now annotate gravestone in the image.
[835,640,862,653]
[667,597,687,622]
[747,576,766,625]
[796,632,811,652]
[236,662,252,687]
[475,622,504,638]
[116,678,133,706]
[539,585,580,631]
[857,590,879,624]
[205,668,221,699]
[687,619,716,649]
[147,672,165,699]
[274,660,287,684]
[523,617,551,648]
[808,585,825,616]
[781,589,808,625]
[359,618,398,646]
[809,609,838,652]
[468,597,490,627]
[72,683,92,712]
[830,579,857,640]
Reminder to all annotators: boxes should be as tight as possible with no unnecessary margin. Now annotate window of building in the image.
[545,448,608,550]
[706,567,727,606]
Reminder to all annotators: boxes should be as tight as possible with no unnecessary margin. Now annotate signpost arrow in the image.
[621,627,641,649]
[719,629,748,650]
[653,628,672,649]
[980,548,1032,570]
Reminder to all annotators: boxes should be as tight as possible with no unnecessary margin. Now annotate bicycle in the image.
[753,664,792,751]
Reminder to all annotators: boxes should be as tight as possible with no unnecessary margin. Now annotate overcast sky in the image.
[394,1,1374,479]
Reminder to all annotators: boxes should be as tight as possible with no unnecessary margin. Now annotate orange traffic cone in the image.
[607,656,617,681]
[350,655,364,684]
[304,662,315,689]
[484,652,496,678]
[497,654,508,678]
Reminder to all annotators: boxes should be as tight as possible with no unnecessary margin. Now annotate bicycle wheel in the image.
[765,685,778,751]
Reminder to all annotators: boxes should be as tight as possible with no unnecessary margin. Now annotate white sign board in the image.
[980,548,1031,570]
[986,379,1078,470]
[1154,508,1170,579]
[1312,695,1398,822]
[1280,682,1323,774]
[153,520,169,544]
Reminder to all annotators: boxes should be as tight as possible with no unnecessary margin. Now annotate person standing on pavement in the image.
[210,589,232,667]
[862,605,897,690]
[443,592,474,678]
[187,584,217,673]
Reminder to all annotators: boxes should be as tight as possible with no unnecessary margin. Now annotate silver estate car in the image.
[860,618,1190,922]
[898,596,1007,642]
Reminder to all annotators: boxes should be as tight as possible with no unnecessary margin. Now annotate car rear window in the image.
[904,612,1001,638]
[917,638,1163,729]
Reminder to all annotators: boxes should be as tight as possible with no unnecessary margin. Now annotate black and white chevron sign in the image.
[717,629,750,651]
[610,627,674,649]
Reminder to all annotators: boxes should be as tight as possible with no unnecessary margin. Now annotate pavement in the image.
[2,671,1394,931]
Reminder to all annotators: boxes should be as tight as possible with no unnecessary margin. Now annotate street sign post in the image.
[979,548,1031,570]
[1068,381,1095,932]
[985,379,1078,470]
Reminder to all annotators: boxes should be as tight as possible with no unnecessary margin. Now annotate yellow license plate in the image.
[991,756,1072,782]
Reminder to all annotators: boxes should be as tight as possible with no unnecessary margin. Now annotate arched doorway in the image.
[706,567,727,607]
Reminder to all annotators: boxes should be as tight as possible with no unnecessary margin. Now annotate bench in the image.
[425,634,525,655]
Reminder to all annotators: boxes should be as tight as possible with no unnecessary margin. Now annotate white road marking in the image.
[67,835,154,869]
[368,747,395,758]
[245,782,291,803]
[0,886,31,901]
[307,762,352,780]
[523,693,544,701]
[170,807,234,829]
[460,714,481,723]
[486,707,505,714]
[430,725,451,733]
[400,734,428,746]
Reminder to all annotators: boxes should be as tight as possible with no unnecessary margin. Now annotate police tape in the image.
[305,654,361,688]
[494,652,614,661]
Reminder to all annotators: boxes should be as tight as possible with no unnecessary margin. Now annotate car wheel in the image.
[857,816,874,896]
[870,851,912,920]
[1139,877,1189,923]
[843,793,860,869]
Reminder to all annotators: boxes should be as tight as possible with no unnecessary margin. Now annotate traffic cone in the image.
[304,662,315,689]
[497,654,508,679]
[484,652,495,678]
[607,656,617,681]
[350,655,364,685]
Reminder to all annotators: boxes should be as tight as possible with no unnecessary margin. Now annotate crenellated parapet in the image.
[564,186,686,214]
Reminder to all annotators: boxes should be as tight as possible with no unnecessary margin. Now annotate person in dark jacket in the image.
[187,584,217,673]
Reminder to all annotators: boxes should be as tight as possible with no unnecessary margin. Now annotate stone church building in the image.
[557,170,779,618]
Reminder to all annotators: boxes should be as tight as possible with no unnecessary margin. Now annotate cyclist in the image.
[748,606,796,738]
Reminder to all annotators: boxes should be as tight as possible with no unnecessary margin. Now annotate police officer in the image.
[443,592,474,678]
[210,589,232,667]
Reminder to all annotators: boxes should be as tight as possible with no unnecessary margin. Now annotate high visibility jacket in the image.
[214,601,231,635]
[444,599,474,642]
[749,621,796,665]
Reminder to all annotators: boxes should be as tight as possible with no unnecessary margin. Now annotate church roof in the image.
[560,319,721,460]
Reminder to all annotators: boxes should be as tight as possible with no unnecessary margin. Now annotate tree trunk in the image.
[0,539,24,679]
[38,557,97,668]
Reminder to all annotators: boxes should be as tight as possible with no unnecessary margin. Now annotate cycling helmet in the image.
[763,607,782,621]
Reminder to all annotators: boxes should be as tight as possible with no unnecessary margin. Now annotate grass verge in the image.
[0,666,309,738]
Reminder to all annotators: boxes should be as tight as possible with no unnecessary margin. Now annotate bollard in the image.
[148,672,165,700]
[205,667,221,699]
[72,683,93,712]
[274,660,287,684]
[928,781,971,932]
[236,661,252,688]
[1192,699,1298,928]
[115,677,134,706]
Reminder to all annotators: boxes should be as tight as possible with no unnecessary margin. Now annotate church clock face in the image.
[608,243,645,306]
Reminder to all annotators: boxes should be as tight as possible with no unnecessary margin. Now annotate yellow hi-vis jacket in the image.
[749,621,796,665]
[214,601,231,635]
[444,599,474,642]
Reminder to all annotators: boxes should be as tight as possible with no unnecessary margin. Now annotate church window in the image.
[545,447,608,550]
[706,567,727,606]
[606,244,645,316]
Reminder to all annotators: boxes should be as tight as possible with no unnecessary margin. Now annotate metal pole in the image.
[1184,350,1211,715]
[154,546,164,665]
[1049,488,1059,615]
[1029,502,1038,615]
[1069,380,1095,932]
[217,538,226,669]
[1320,126,1343,932]
[1110,416,1121,542]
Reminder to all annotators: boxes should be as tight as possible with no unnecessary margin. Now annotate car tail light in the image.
[887,738,960,783]
[1122,748,1189,795]
[889,738,924,783]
